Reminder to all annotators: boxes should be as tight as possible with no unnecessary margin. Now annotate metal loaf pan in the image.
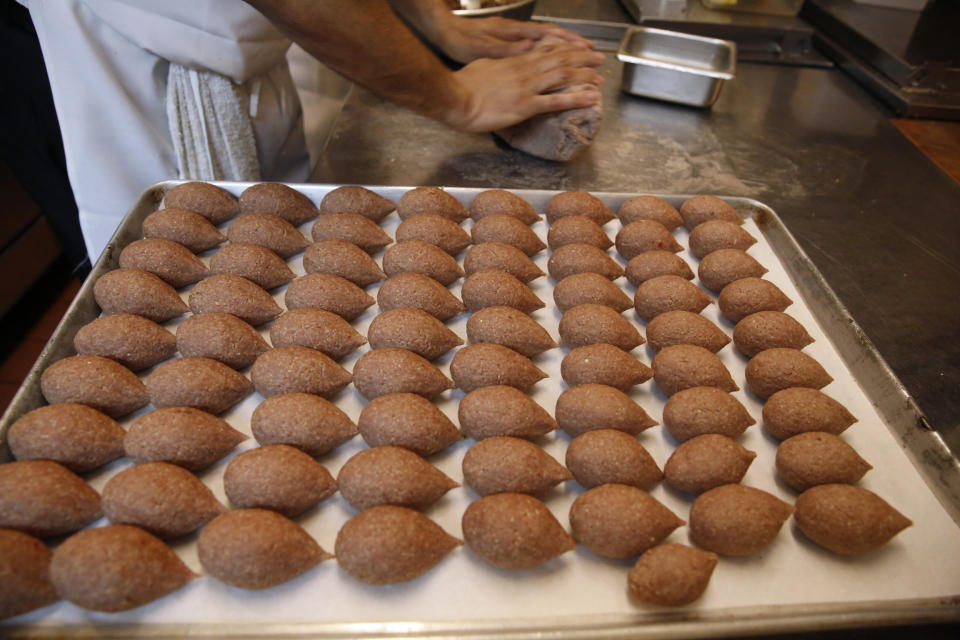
[617,25,736,107]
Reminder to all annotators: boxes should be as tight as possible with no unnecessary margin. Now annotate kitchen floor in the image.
[0,119,958,417]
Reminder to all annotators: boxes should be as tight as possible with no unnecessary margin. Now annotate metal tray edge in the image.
[1,181,958,639]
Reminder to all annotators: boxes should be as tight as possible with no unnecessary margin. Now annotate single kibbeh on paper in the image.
[336,505,461,584]
[198,509,330,590]
[352,349,453,400]
[462,492,575,570]
[40,354,148,418]
[50,525,197,612]
[462,437,571,496]
[357,393,462,456]
[449,343,547,393]
[337,446,459,511]
[458,385,557,440]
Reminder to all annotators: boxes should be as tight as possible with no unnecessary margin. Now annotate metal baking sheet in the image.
[2,182,959,638]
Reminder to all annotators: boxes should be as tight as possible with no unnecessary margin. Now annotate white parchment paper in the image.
[12,187,960,632]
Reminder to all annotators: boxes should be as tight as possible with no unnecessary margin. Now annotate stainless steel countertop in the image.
[309,2,960,458]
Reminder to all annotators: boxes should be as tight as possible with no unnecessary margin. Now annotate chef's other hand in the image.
[388,0,594,63]
[434,16,594,63]
[445,42,605,133]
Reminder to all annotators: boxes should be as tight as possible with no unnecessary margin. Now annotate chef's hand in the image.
[444,42,605,133]
[433,16,595,63]
[388,0,594,63]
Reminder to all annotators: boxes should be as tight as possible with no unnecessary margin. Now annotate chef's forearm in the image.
[244,0,470,126]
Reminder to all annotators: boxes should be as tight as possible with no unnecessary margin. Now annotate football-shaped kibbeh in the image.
[462,436,571,496]
[270,308,366,360]
[547,243,623,281]
[337,446,458,511]
[462,492,575,570]
[745,348,833,399]
[251,346,352,398]
[0,529,58,620]
[367,307,463,360]
[40,354,148,418]
[628,543,718,607]
[358,393,462,455]
[565,429,662,490]
[679,195,744,230]
[569,484,684,559]
[468,189,540,225]
[146,357,253,414]
[397,186,468,222]
[0,461,102,538]
[176,312,269,369]
[458,385,557,440]
[689,220,757,259]
[634,275,712,322]
[209,242,295,290]
[461,270,545,313]
[664,434,757,495]
[558,303,644,351]
[318,185,395,222]
[615,220,682,259]
[93,268,188,323]
[689,484,793,556]
[223,445,337,517]
[560,343,653,390]
[74,313,175,371]
[311,212,393,253]
[383,240,465,286]
[662,386,755,442]
[377,272,465,320]
[653,344,738,396]
[251,392,358,457]
[553,272,633,313]
[555,384,657,437]
[625,251,694,286]
[226,212,308,259]
[646,310,731,354]
[618,195,683,230]
[142,207,226,253]
[336,505,461,584]
[463,242,544,283]
[396,213,471,255]
[547,215,612,250]
[762,387,857,440]
[285,272,376,320]
[189,274,281,326]
[198,509,330,589]
[545,190,615,225]
[471,214,546,256]
[6,403,125,472]
[734,311,814,357]
[101,462,225,538]
[466,305,556,357]
[239,182,319,225]
[118,237,208,288]
[793,484,911,555]
[163,181,238,224]
[775,432,872,492]
[450,343,547,393]
[698,249,768,293]
[50,525,196,612]
[353,348,452,400]
[718,277,792,323]
[125,406,247,470]
[302,238,386,287]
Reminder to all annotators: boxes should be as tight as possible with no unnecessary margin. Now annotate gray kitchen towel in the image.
[166,63,261,181]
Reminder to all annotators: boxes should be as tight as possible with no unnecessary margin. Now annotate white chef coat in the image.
[21,0,311,263]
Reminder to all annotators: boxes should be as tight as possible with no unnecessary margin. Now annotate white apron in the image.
[22,0,310,262]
